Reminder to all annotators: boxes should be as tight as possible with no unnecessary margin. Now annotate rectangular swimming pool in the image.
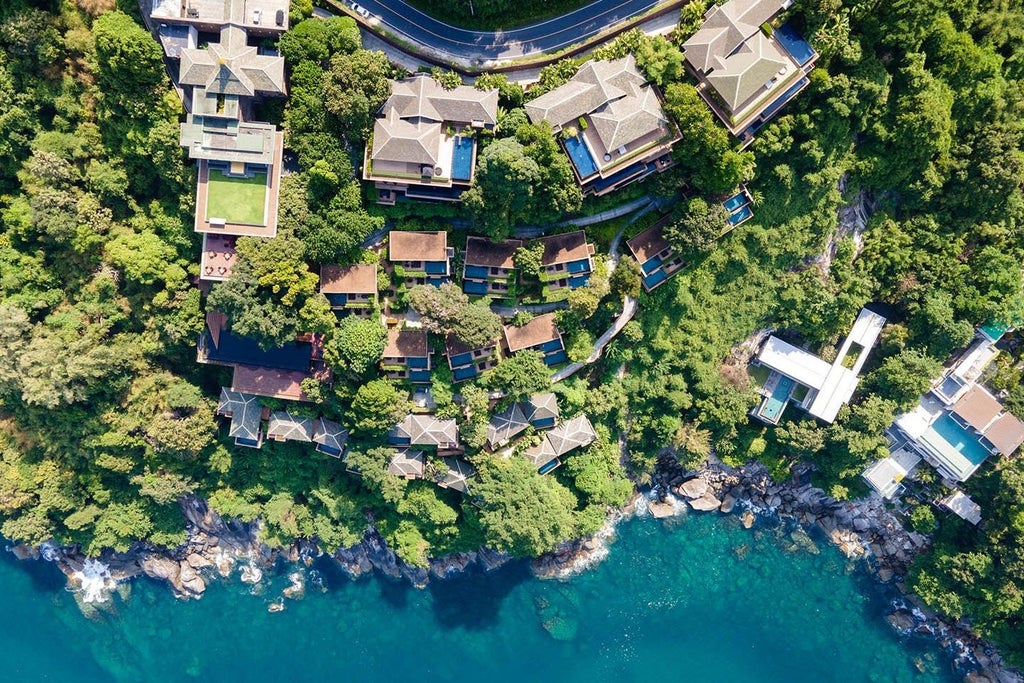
[774,22,817,67]
[728,205,753,225]
[929,413,992,466]
[451,136,474,182]
[723,192,748,212]
[758,375,794,423]
[564,135,598,179]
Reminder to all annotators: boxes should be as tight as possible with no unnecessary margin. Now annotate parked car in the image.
[252,8,261,24]
[350,2,370,18]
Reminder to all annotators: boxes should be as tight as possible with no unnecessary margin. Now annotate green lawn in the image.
[206,170,267,225]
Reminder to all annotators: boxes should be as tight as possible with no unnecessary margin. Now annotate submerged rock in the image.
[741,510,756,529]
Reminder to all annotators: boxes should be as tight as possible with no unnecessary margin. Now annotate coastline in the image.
[6,465,1020,683]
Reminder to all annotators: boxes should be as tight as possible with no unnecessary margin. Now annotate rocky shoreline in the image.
[6,465,1022,682]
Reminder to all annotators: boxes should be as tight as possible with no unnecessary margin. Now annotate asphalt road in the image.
[351,0,668,62]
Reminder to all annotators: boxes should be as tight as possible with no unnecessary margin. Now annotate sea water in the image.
[1,513,959,683]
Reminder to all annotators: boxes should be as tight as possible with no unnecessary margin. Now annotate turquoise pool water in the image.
[564,134,598,179]
[0,514,960,683]
[759,374,794,422]
[930,413,992,466]
[451,136,474,181]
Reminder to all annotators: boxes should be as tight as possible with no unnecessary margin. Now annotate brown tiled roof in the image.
[320,264,378,294]
[464,236,523,269]
[626,221,672,264]
[384,327,428,359]
[206,310,229,349]
[952,386,1002,432]
[503,313,561,352]
[231,365,308,401]
[446,334,498,358]
[389,231,448,262]
[538,230,593,266]
[984,413,1024,456]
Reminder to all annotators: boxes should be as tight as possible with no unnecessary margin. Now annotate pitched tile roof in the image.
[626,220,672,264]
[384,75,499,126]
[389,231,449,262]
[217,388,263,442]
[371,108,442,167]
[231,365,308,401]
[446,334,498,360]
[320,264,378,295]
[984,412,1024,456]
[522,393,560,424]
[388,448,426,478]
[312,418,349,457]
[179,42,285,97]
[952,386,1003,433]
[486,403,529,448]
[525,56,647,128]
[682,0,785,74]
[524,415,596,467]
[464,236,524,269]
[390,414,459,448]
[384,327,429,359]
[538,231,594,267]
[704,31,791,112]
[504,313,562,352]
[267,410,314,442]
[437,457,476,494]
[588,81,669,152]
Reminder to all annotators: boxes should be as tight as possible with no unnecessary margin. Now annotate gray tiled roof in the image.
[312,418,349,457]
[390,414,459,448]
[682,0,785,74]
[588,83,668,152]
[384,75,499,126]
[524,415,596,467]
[371,109,441,167]
[267,410,314,442]
[217,388,263,442]
[704,32,790,111]
[522,393,560,425]
[487,404,529,448]
[437,457,476,494]
[526,57,647,128]
[388,448,426,478]
[179,42,285,97]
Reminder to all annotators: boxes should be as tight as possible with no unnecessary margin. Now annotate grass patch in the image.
[206,170,268,225]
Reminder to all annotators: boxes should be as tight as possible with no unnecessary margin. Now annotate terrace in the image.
[199,233,237,282]
[194,156,281,238]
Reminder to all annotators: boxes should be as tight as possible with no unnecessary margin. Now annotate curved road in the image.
[352,0,671,63]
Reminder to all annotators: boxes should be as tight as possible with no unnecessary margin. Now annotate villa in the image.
[312,418,349,458]
[682,0,818,146]
[486,393,561,449]
[524,415,597,474]
[536,231,596,297]
[388,448,426,479]
[462,237,523,297]
[503,313,567,366]
[156,0,288,279]
[198,311,329,401]
[389,414,460,450]
[525,56,680,196]
[626,217,684,292]
[751,307,886,424]
[865,328,1024,498]
[381,327,432,383]
[938,490,982,526]
[266,411,314,443]
[365,74,498,205]
[216,388,265,449]
[446,335,500,383]
[320,264,378,316]
[389,231,454,287]
[438,458,477,494]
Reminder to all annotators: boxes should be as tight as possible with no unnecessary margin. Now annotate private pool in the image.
[564,135,598,179]
[451,136,474,182]
[724,192,749,212]
[929,413,992,466]
[728,205,753,225]
[757,374,794,423]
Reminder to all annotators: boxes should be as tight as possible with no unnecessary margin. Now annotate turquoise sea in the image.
[2,512,960,683]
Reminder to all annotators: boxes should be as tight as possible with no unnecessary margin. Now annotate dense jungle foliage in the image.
[1,0,1024,665]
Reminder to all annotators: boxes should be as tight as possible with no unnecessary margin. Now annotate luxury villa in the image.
[381,327,432,383]
[446,335,500,383]
[486,393,562,450]
[525,56,680,196]
[151,0,288,281]
[751,307,887,424]
[627,216,684,292]
[389,414,460,451]
[389,231,454,287]
[536,231,596,297]
[365,75,499,205]
[682,0,818,146]
[503,313,567,366]
[462,237,524,298]
[524,415,598,474]
[865,329,1024,499]
[320,264,379,316]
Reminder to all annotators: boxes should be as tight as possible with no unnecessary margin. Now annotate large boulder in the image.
[688,493,722,511]
[679,478,709,500]
[649,500,677,518]
[177,561,206,596]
